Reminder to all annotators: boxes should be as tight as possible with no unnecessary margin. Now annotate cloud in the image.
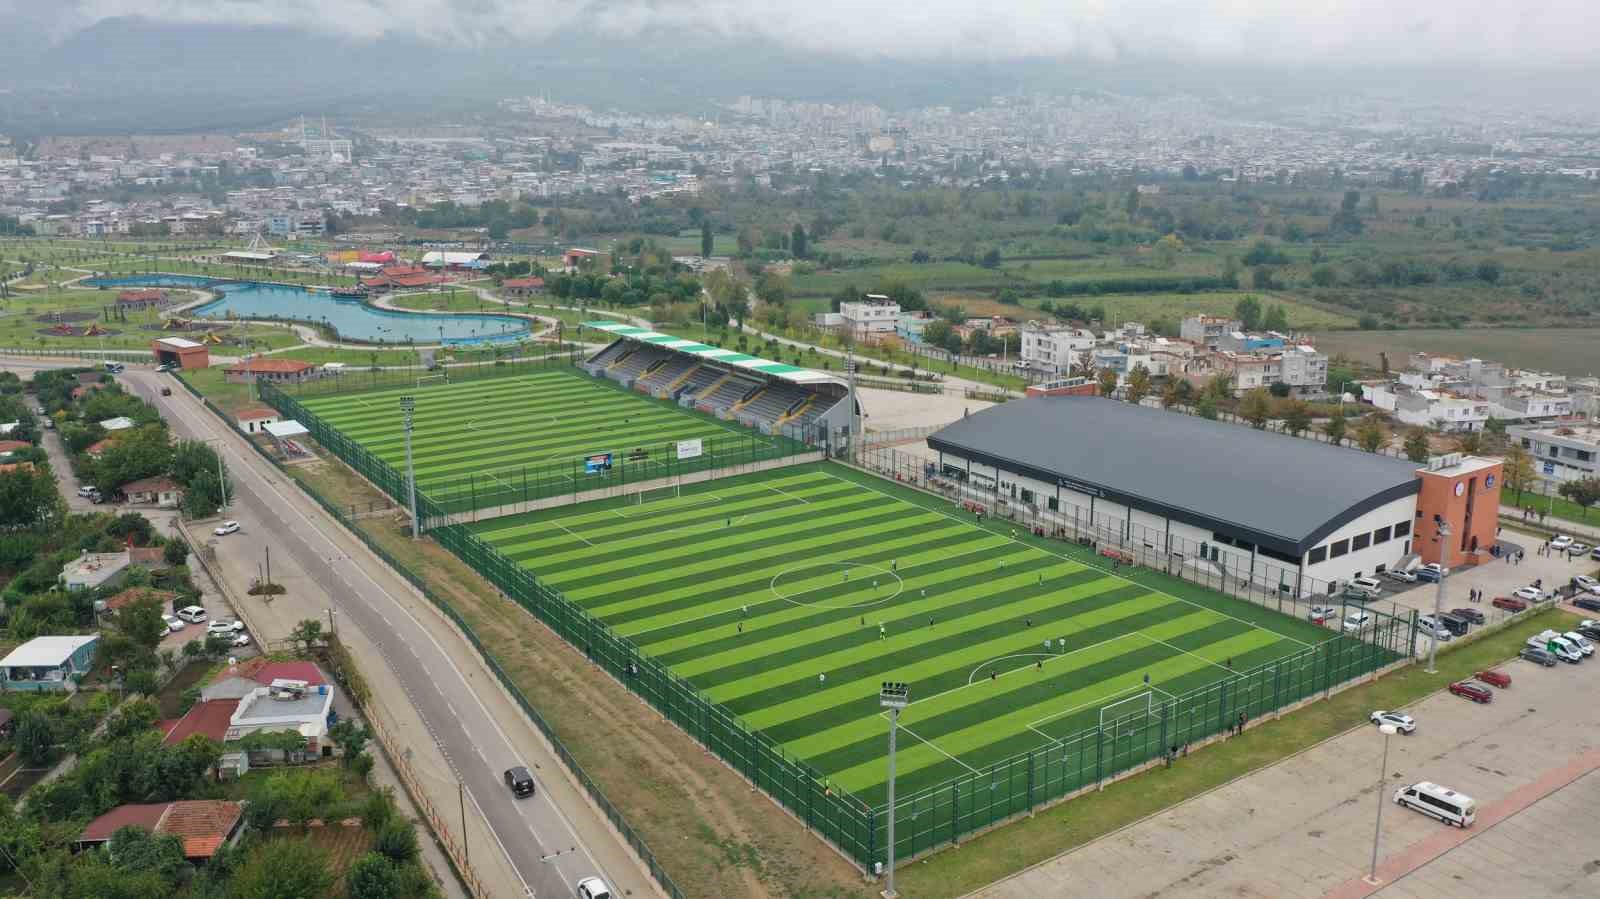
[20,1,1600,69]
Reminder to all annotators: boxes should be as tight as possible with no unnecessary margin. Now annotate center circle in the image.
[770,561,904,610]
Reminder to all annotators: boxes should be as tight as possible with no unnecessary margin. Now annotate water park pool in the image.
[84,275,530,345]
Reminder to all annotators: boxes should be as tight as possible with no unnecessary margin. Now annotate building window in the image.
[1047,496,1058,512]
[1021,488,1035,504]
[1330,539,1350,559]
[1394,521,1411,538]
[1308,546,1328,564]
[1373,526,1391,544]
[1352,533,1371,551]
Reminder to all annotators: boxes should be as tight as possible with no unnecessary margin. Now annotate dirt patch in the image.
[292,459,870,899]
[35,325,121,338]
[33,310,99,323]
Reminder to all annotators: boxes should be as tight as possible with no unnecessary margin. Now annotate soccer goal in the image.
[636,483,680,505]
[416,373,448,389]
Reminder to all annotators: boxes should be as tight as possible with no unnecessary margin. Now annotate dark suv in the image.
[504,766,535,798]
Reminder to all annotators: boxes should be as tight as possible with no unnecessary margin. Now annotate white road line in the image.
[824,470,1316,649]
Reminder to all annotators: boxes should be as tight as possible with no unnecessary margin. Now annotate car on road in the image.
[176,605,208,623]
[1574,575,1600,595]
[1592,546,1600,562]
[1493,595,1530,612]
[1513,586,1543,601]
[1568,542,1592,558]
[1519,646,1557,666]
[1448,680,1493,703]
[1342,611,1372,633]
[575,877,613,899]
[214,521,240,536]
[504,766,535,798]
[103,362,124,374]
[1343,577,1384,599]
[1307,605,1338,624]
[161,614,185,634]
[1475,669,1512,688]
[1450,607,1486,625]
[230,632,251,647]
[1575,597,1600,613]
[1550,535,1573,551]
[206,619,245,636]
[1415,563,1444,583]
[1384,568,1417,583]
[1370,710,1416,733]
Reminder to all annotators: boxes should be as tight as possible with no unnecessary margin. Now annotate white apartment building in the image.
[1020,324,1096,374]
[1508,421,1600,482]
[1278,344,1329,390]
[1180,315,1242,349]
[1364,384,1490,431]
[838,296,900,339]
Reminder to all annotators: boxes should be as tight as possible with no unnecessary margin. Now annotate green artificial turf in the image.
[466,463,1358,806]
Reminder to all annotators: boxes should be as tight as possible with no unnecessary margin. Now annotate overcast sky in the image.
[11,1,1594,69]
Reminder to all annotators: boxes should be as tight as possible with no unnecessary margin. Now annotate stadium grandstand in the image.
[581,321,857,445]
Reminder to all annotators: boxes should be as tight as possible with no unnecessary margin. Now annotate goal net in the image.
[637,483,680,505]
[416,374,448,389]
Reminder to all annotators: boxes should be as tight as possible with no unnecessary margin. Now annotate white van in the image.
[1394,782,1476,827]
[1417,616,1454,643]
[1560,632,1595,657]
[1526,633,1582,664]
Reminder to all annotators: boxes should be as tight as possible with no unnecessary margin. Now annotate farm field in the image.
[294,368,791,501]
[466,463,1340,806]
[1009,291,1356,330]
[1315,327,1600,379]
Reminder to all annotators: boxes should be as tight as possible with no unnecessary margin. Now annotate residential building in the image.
[266,213,325,237]
[501,276,545,298]
[1020,323,1095,374]
[222,358,319,385]
[1364,383,1490,432]
[838,297,900,340]
[235,406,280,434]
[61,551,132,591]
[1508,421,1600,482]
[1179,315,1241,349]
[225,680,336,759]
[0,635,100,692]
[1278,344,1329,391]
[76,801,244,860]
[895,312,935,343]
[120,476,182,508]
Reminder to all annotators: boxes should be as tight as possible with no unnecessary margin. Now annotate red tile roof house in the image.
[119,475,183,508]
[0,439,31,456]
[235,406,280,434]
[100,587,179,619]
[76,800,244,861]
[221,358,319,385]
[501,276,546,298]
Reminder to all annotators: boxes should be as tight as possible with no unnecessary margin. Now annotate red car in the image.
[1475,669,1512,688]
[1448,680,1493,703]
[1491,596,1528,612]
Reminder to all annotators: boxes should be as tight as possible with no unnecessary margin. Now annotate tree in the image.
[1238,389,1272,429]
[107,826,186,882]
[14,710,54,767]
[1234,296,1263,331]
[346,853,404,899]
[1323,410,1348,445]
[290,619,324,653]
[1356,414,1387,453]
[1282,400,1311,437]
[1124,365,1152,405]
[1196,395,1218,420]
[1096,368,1119,398]
[330,720,370,767]
[1203,372,1234,401]
[700,220,713,258]
[979,248,1002,269]
[1503,446,1536,502]
[375,817,419,864]
[1262,304,1290,332]
[790,223,808,259]
[163,537,189,567]
[1558,477,1600,520]
[0,466,63,529]
[1454,431,1482,455]
[227,838,334,899]
[922,319,952,348]
[1403,428,1432,462]
[117,596,169,650]
[1160,380,1182,409]
[1268,380,1291,398]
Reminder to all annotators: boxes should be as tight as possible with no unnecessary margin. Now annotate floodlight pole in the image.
[1427,518,1451,674]
[401,396,419,539]
[879,682,909,899]
[1364,723,1398,884]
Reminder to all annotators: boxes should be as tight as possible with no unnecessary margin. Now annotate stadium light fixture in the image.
[879,682,909,898]
[401,395,419,539]
[1427,516,1451,674]
[1364,722,1398,884]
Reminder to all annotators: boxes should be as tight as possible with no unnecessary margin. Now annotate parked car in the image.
[1513,586,1543,601]
[1561,631,1595,656]
[75,485,96,498]
[1574,575,1600,595]
[1347,576,1384,599]
[1493,595,1529,612]
[161,614,185,634]
[1384,568,1417,583]
[1448,680,1494,703]
[176,605,208,623]
[1308,605,1339,624]
[214,521,240,536]
[1575,597,1600,613]
[1569,543,1592,558]
[1519,646,1558,667]
[1417,616,1455,643]
[504,766,535,798]
[1342,612,1373,633]
[1550,535,1573,551]
[1577,621,1600,641]
[1527,633,1582,664]
[1394,782,1476,827]
[1436,612,1469,637]
[1415,563,1444,583]
[575,877,613,899]
[1592,547,1600,562]
[1475,669,1512,688]
[230,632,251,647]
[206,618,245,636]
[1450,607,1486,625]
[1370,710,1416,733]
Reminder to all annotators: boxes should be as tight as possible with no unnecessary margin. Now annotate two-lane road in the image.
[117,368,652,899]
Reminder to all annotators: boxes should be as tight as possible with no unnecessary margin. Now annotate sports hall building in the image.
[927,396,1500,597]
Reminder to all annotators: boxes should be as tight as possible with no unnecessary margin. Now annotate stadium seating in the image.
[607,345,672,385]
[675,365,725,403]
[582,340,631,374]
[696,375,761,413]
[640,354,696,390]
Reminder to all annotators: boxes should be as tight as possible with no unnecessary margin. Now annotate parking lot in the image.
[973,629,1600,899]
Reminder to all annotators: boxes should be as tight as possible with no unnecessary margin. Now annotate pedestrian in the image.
[999,559,1005,571]
[726,517,731,528]
[819,673,826,687]
[742,605,749,616]
[920,588,926,598]
[1237,711,1246,735]
[1038,573,1044,585]
[879,624,886,640]
[1226,657,1233,669]
[860,616,865,626]
[928,616,934,628]
[1025,617,1032,628]
[1058,638,1065,651]
[844,570,850,582]
[1036,659,1042,671]
[1167,744,1178,768]
[891,559,898,572]
[1011,528,1016,540]
[1042,639,1050,652]
[990,670,997,682]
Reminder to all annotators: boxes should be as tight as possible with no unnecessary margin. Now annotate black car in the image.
[1450,608,1486,626]
[1436,613,1470,637]
[1574,597,1600,613]
[504,766,535,798]
[1520,646,1558,667]
[1578,623,1600,641]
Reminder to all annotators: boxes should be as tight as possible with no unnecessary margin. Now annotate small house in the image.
[0,635,100,692]
[221,358,318,385]
[76,800,244,860]
[120,476,183,508]
[61,551,131,592]
[501,276,545,298]
[235,406,280,434]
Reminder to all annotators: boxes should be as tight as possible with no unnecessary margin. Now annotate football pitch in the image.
[295,369,775,496]
[466,462,1337,805]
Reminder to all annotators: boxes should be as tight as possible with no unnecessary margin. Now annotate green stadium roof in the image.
[582,321,844,386]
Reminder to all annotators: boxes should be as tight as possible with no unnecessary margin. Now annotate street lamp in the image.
[1364,722,1399,885]
[400,396,419,539]
[878,681,909,899]
[1427,515,1452,674]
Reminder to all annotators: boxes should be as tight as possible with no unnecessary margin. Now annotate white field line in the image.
[1026,682,1153,741]
[551,520,595,547]
[822,470,1315,649]
[765,483,812,505]
[610,492,723,520]
[913,635,1135,708]
[1135,631,1237,674]
[879,714,981,776]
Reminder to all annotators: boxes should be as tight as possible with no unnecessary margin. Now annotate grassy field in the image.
[791,262,1024,298]
[466,463,1335,806]
[1316,327,1600,378]
[1007,291,1357,330]
[296,369,771,496]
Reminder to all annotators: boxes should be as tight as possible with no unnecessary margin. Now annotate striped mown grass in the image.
[468,463,1335,806]
[296,369,772,496]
